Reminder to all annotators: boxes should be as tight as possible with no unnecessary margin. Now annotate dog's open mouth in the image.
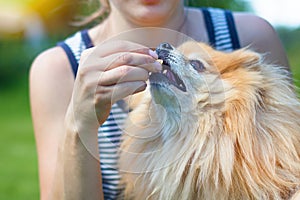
[149,54,187,92]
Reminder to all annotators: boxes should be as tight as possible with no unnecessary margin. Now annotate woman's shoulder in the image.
[29,46,75,107]
[233,12,289,67]
[30,46,75,121]
[233,12,276,45]
[232,12,280,49]
[30,46,74,81]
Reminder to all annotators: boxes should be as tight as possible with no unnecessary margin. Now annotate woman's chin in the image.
[129,9,171,27]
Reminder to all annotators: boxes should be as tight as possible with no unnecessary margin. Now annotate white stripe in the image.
[100,159,118,165]
[214,25,229,32]
[100,152,119,158]
[100,126,122,132]
[216,38,232,46]
[99,149,119,154]
[216,44,233,51]
[98,137,121,143]
[98,142,120,148]
[215,34,230,41]
[102,169,120,175]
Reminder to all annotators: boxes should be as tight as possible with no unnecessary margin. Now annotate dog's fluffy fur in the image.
[118,42,300,200]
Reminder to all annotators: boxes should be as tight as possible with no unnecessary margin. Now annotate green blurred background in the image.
[0,0,299,199]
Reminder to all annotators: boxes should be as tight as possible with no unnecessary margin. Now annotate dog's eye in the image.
[190,60,205,72]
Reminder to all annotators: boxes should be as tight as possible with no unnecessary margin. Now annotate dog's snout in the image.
[159,42,174,50]
[156,43,174,59]
[156,49,169,60]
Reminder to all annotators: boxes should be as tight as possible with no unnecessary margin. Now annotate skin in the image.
[29,0,290,199]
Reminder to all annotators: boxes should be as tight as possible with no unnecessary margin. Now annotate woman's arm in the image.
[30,47,103,200]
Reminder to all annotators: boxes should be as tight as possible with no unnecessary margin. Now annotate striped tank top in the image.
[57,7,240,199]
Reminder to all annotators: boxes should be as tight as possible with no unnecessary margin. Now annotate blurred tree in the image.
[29,0,81,35]
[186,0,251,11]
[276,27,300,85]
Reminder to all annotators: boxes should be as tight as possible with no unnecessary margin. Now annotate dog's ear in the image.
[211,48,261,74]
[230,48,261,68]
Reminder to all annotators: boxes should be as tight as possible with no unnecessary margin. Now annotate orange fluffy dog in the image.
[118,42,300,200]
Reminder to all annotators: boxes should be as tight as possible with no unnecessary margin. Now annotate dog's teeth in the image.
[179,84,183,87]
[163,69,167,74]
[149,72,152,75]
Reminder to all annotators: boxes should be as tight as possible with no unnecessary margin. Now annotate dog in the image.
[118,41,300,200]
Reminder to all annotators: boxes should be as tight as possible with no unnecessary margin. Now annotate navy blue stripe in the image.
[225,10,241,49]
[215,39,232,47]
[98,141,120,146]
[103,177,121,182]
[103,186,123,191]
[100,128,122,133]
[57,42,78,77]
[106,117,125,122]
[100,166,120,171]
[201,8,216,48]
[100,154,119,159]
[103,189,122,197]
[100,123,120,127]
[81,29,94,48]
[108,110,127,115]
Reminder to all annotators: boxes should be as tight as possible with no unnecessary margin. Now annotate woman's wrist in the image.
[64,105,100,158]
[64,102,100,133]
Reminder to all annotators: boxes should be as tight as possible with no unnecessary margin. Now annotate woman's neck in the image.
[90,6,188,46]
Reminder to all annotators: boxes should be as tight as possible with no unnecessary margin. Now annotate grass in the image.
[0,77,39,200]
[286,48,300,89]
[277,27,300,89]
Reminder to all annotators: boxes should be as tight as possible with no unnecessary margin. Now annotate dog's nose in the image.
[159,42,174,50]
[156,43,174,59]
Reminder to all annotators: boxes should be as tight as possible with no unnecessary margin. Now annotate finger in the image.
[98,66,149,86]
[93,40,158,58]
[94,81,146,105]
[90,52,162,72]
[79,47,95,66]
[79,42,159,72]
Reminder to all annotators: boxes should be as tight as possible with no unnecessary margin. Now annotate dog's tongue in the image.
[166,70,176,83]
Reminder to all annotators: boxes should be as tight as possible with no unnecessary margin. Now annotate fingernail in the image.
[149,49,158,59]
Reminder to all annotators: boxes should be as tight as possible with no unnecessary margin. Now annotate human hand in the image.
[69,40,162,130]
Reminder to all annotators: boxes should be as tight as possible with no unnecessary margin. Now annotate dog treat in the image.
[156,59,163,65]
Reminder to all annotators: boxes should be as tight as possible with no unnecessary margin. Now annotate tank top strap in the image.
[57,29,94,77]
[201,7,241,51]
